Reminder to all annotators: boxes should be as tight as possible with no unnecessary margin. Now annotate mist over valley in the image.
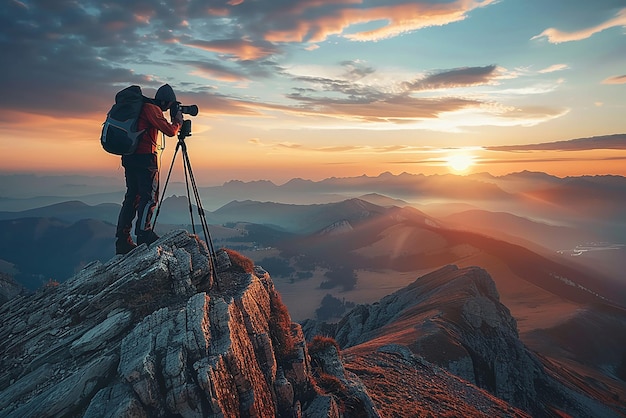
[1,171,625,416]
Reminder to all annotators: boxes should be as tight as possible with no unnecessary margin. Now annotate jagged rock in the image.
[308,265,622,418]
[307,337,380,417]
[70,309,132,356]
[303,394,340,417]
[83,383,147,418]
[0,230,372,417]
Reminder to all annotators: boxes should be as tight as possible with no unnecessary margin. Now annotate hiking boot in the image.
[115,237,137,255]
[137,230,159,246]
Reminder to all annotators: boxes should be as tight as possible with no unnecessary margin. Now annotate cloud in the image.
[1,0,500,119]
[602,74,626,84]
[532,7,626,43]
[406,65,499,91]
[259,0,499,43]
[0,0,568,134]
[276,60,567,128]
[276,142,304,149]
[183,60,250,82]
[285,90,481,122]
[486,134,626,151]
[478,155,626,165]
[183,38,279,60]
[538,64,569,74]
[248,140,437,154]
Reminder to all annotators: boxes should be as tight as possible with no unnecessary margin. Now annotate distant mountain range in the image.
[1,173,625,415]
[1,195,624,306]
[3,170,626,218]
[6,169,624,233]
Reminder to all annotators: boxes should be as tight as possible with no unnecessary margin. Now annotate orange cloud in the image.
[602,74,626,85]
[189,68,246,83]
[532,8,626,43]
[184,38,278,60]
[191,95,265,117]
[538,64,569,74]
[264,0,496,43]
[343,2,471,42]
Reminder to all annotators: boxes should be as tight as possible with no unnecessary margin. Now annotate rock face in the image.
[303,265,624,418]
[0,272,26,304]
[0,230,375,417]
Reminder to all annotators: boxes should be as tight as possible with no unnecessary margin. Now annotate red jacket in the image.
[135,103,181,154]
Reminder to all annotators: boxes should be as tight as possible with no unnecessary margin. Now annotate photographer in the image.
[115,84,183,254]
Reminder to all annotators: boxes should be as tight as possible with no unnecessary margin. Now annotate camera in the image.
[170,102,199,140]
[170,101,199,117]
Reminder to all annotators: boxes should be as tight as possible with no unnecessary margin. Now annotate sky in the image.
[1,0,626,185]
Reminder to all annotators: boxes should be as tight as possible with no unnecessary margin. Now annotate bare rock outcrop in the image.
[0,229,377,417]
[303,265,623,417]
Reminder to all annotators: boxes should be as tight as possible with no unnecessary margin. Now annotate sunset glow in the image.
[1,1,625,184]
[446,153,475,173]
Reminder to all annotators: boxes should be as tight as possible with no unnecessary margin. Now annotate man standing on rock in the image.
[115,84,183,255]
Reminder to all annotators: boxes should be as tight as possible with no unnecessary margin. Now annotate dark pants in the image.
[116,153,159,239]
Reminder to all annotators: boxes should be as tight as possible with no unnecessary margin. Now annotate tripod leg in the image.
[153,142,181,231]
[181,147,218,278]
[182,152,196,236]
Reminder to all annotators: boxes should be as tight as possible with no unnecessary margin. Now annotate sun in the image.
[446,153,475,173]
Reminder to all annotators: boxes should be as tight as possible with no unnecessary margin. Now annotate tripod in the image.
[153,132,218,279]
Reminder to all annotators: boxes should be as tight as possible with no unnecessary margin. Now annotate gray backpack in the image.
[100,86,147,155]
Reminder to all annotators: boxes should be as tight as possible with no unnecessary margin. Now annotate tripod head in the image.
[170,101,197,140]
[178,119,192,140]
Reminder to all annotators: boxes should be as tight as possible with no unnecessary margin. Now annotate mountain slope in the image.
[443,209,601,251]
[303,265,626,417]
[278,203,623,308]
[0,201,120,223]
[213,198,411,234]
[0,217,116,289]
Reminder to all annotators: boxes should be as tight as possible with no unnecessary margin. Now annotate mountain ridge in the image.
[303,264,626,416]
[3,230,624,417]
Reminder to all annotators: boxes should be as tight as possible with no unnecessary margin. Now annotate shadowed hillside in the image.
[0,218,115,289]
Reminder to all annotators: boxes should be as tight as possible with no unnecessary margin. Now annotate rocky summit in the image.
[0,229,623,417]
[0,230,365,417]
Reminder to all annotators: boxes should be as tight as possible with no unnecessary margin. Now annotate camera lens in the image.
[180,105,199,116]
